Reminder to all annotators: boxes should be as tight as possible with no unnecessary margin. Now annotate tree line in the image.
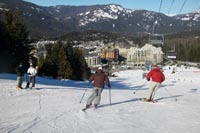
[0,10,90,80]
[37,41,90,80]
[163,31,200,62]
[0,10,31,72]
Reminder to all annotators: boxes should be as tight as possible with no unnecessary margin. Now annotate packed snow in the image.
[0,66,200,133]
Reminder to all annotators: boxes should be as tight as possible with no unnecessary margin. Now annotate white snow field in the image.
[0,66,200,133]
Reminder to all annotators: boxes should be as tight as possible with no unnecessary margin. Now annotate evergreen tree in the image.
[57,45,73,79]
[164,32,200,62]
[73,48,90,80]
[0,21,6,50]
[39,41,90,80]
[37,54,45,76]
[43,43,58,78]
[0,10,31,72]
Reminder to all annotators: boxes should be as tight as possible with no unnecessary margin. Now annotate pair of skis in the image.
[139,98,158,103]
[80,87,112,111]
[82,105,98,111]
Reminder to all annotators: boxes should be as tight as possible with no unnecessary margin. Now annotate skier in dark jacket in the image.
[145,65,165,102]
[16,63,24,89]
[85,67,111,108]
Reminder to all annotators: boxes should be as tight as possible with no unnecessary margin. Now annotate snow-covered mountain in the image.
[0,0,200,38]
[175,9,200,21]
[0,65,200,132]
[174,9,200,28]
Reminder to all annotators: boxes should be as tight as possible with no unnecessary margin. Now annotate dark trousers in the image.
[26,76,36,88]
[17,76,24,88]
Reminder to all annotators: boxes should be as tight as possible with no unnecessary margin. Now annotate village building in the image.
[126,43,164,67]
[85,54,101,68]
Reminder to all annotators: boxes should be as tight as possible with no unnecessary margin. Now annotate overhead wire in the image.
[168,0,175,15]
[150,0,164,44]
[153,0,163,34]
[158,0,163,13]
[179,0,187,14]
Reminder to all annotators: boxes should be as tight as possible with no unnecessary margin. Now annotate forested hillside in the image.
[164,31,200,62]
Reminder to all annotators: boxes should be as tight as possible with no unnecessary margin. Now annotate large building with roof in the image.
[126,43,164,66]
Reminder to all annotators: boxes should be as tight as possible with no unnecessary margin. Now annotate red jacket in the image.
[88,70,110,88]
[146,67,165,83]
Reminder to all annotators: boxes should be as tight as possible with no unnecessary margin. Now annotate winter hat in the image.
[98,66,102,70]
[154,65,158,68]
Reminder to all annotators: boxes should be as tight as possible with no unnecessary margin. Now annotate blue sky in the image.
[23,0,200,14]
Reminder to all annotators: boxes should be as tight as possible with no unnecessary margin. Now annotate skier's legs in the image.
[26,76,31,88]
[19,76,24,88]
[31,76,36,88]
[17,77,21,87]
[151,83,160,100]
[16,76,23,89]
[146,81,157,100]
[94,88,103,105]
[87,88,98,105]
[29,77,33,87]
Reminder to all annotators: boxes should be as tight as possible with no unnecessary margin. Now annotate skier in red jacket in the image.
[145,65,165,102]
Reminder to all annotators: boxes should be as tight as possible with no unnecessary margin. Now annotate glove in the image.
[108,85,111,88]
[147,78,150,81]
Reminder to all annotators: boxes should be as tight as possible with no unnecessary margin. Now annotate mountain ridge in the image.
[0,0,199,39]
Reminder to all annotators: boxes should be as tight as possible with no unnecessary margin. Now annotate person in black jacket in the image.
[16,63,24,89]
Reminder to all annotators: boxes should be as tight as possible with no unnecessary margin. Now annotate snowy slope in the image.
[0,66,200,133]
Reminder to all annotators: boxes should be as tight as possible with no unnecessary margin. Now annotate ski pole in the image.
[109,87,111,105]
[162,85,178,101]
[79,84,90,103]
[79,89,87,103]
[36,76,38,89]
[133,80,147,94]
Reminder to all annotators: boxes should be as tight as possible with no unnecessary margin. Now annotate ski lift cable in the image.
[152,0,163,34]
[154,0,163,22]
[152,0,163,33]
[179,0,187,14]
[158,0,163,13]
[168,0,175,15]
[149,0,164,45]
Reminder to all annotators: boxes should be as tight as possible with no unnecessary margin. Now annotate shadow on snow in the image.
[97,94,183,109]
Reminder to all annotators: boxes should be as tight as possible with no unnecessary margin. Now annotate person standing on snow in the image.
[145,65,165,102]
[85,67,111,108]
[16,63,25,89]
[25,64,37,89]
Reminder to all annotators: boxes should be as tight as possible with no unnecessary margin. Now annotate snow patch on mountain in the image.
[193,8,200,14]
[78,4,135,27]
[193,14,200,21]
